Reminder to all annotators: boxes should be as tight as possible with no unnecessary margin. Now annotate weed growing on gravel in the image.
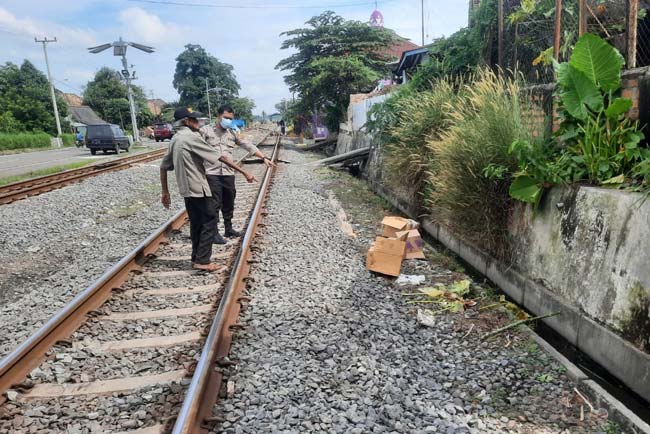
[604,421,623,434]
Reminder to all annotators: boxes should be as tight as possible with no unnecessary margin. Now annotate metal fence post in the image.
[498,0,504,67]
[578,0,587,35]
[627,0,639,69]
[554,0,563,61]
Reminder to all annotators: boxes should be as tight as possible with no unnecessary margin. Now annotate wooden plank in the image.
[24,370,186,398]
[101,304,213,321]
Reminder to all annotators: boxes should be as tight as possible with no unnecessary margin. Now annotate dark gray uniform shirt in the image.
[160,126,223,198]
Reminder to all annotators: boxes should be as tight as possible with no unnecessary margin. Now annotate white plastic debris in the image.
[395,274,426,286]
[416,309,437,327]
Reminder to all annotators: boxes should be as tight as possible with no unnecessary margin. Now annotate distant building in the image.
[66,106,106,134]
[147,98,166,117]
[61,93,83,107]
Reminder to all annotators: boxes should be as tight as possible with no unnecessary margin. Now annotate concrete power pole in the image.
[120,55,140,142]
[35,37,62,138]
[205,77,212,121]
[88,38,155,144]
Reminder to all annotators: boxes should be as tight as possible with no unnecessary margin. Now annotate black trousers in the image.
[184,196,216,264]
[206,175,236,228]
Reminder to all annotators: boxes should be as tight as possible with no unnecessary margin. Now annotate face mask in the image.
[220,118,234,129]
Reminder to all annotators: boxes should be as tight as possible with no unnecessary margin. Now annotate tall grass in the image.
[426,68,531,256]
[384,79,458,190]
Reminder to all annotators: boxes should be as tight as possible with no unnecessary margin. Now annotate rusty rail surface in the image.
[0,148,167,205]
[171,133,281,434]
[0,208,188,397]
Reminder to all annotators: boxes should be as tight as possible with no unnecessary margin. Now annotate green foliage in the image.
[0,60,69,135]
[408,0,498,86]
[509,33,647,204]
[311,55,380,130]
[374,79,457,204]
[0,132,51,151]
[426,68,530,255]
[61,133,75,147]
[277,11,396,129]
[83,67,153,131]
[275,98,301,125]
[172,44,250,119]
[229,97,255,122]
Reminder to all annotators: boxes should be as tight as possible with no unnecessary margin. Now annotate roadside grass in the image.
[0,161,94,186]
[0,142,75,155]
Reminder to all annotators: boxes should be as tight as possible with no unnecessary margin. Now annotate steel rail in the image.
[0,148,167,205]
[171,133,281,434]
[0,208,188,397]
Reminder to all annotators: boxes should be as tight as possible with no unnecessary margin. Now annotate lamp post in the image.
[88,38,155,142]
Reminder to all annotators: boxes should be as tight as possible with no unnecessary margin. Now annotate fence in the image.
[498,0,647,83]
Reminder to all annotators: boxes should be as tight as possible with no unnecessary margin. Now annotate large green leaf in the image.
[509,175,543,205]
[604,97,632,119]
[557,63,603,120]
[569,33,624,91]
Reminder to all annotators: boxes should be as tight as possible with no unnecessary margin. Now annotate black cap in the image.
[174,107,203,121]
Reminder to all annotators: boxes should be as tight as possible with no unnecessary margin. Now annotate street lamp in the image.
[87,37,155,142]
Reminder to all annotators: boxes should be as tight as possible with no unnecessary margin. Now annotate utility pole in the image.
[121,55,140,142]
[35,37,62,138]
[88,37,155,143]
[205,77,212,121]
[421,0,425,46]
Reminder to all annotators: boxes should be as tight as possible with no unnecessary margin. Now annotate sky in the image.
[0,0,469,116]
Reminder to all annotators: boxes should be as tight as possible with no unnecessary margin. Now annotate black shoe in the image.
[224,227,242,237]
[213,233,227,244]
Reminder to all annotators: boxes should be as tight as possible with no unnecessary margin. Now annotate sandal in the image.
[192,262,221,272]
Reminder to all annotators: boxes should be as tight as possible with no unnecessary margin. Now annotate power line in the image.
[127,0,396,9]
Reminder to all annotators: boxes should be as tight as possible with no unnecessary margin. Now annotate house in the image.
[147,98,166,117]
[393,45,433,84]
[67,106,106,135]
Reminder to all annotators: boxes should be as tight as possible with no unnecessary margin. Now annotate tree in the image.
[173,44,241,114]
[274,98,301,123]
[0,60,69,134]
[83,67,153,131]
[229,96,255,123]
[276,11,396,130]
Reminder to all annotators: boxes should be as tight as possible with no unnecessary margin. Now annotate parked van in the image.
[85,124,130,155]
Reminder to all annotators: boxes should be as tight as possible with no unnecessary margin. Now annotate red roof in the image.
[383,38,420,61]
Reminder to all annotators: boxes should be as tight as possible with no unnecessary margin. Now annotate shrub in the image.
[426,68,532,257]
[0,132,52,151]
[61,133,75,147]
[383,79,458,196]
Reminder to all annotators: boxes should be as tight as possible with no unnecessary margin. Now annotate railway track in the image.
[0,148,167,206]
[0,133,281,433]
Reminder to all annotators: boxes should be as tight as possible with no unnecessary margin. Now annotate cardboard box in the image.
[381,216,418,238]
[396,229,426,259]
[366,236,406,277]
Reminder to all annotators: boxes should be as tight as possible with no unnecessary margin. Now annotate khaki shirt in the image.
[200,125,260,176]
[160,126,222,198]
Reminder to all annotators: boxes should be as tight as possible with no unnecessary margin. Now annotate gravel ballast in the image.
[0,161,183,358]
[213,149,615,434]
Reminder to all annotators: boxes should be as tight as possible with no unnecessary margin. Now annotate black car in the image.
[85,124,130,155]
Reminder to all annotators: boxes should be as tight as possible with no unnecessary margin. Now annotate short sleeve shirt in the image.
[200,125,260,176]
[160,126,223,197]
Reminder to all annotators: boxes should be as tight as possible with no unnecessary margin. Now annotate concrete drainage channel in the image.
[367,181,650,433]
[0,135,280,433]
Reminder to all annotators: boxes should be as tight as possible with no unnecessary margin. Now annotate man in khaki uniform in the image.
[160,107,256,272]
[201,105,275,244]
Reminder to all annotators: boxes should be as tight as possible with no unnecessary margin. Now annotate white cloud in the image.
[0,7,96,47]
[118,7,182,45]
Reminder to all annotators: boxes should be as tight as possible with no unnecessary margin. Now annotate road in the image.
[0,141,165,178]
